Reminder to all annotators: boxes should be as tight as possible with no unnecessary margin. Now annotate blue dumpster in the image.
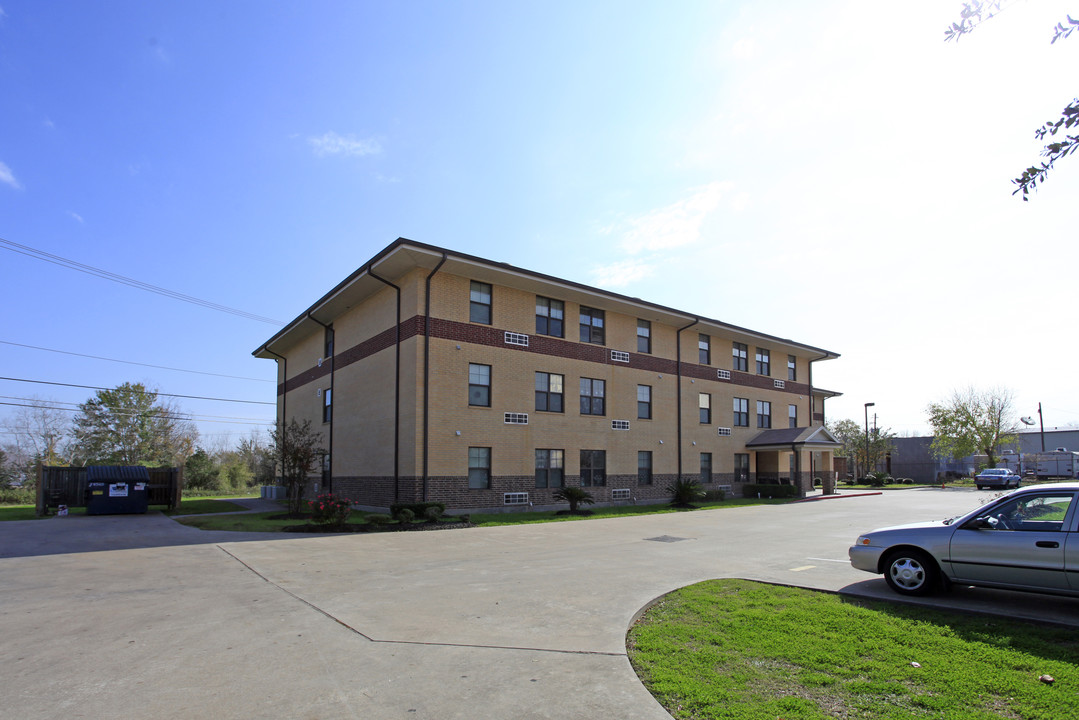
[85,466,151,515]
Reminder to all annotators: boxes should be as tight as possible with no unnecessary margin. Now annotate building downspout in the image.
[675,317,700,481]
[368,265,402,503]
[423,253,448,501]
[306,312,334,494]
[808,350,833,492]
[264,348,287,485]
[808,351,831,426]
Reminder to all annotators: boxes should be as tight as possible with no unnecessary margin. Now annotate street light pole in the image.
[864,402,875,478]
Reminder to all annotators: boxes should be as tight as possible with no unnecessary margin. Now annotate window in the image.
[637,385,652,419]
[757,400,772,428]
[579,306,605,345]
[732,342,748,372]
[536,297,564,338]
[698,334,711,365]
[535,372,564,412]
[699,393,711,424]
[468,363,491,407]
[733,397,749,427]
[580,378,606,416]
[321,453,331,483]
[734,453,750,482]
[535,449,564,488]
[324,326,334,359]
[978,493,1075,531]
[468,447,491,489]
[637,319,651,353]
[788,355,797,381]
[756,347,770,376]
[789,404,798,428]
[638,451,653,485]
[323,387,332,423]
[700,452,713,484]
[470,281,492,324]
[580,449,606,486]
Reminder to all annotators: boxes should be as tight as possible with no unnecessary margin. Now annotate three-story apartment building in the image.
[253,239,842,511]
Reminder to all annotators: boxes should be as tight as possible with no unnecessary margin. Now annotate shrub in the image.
[553,486,595,513]
[390,502,446,518]
[667,477,705,506]
[309,493,354,525]
[743,483,800,499]
[0,486,35,505]
[702,489,726,502]
[866,471,891,488]
[424,505,443,523]
[394,507,415,524]
[365,513,393,526]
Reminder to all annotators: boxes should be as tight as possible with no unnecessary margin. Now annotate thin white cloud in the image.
[589,258,654,289]
[67,211,84,223]
[617,181,730,254]
[0,161,21,190]
[43,117,55,129]
[309,131,383,158]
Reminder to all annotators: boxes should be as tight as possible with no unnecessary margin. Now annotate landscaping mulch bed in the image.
[274,515,474,533]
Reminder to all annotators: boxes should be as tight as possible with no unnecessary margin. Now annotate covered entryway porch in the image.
[745,426,843,497]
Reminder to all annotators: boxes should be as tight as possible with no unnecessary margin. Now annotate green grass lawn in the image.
[163,498,250,516]
[0,497,250,521]
[628,579,1079,720]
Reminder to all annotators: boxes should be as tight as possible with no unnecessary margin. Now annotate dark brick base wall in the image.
[322,472,781,511]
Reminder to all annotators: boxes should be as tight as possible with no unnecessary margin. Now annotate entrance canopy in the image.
[745,426,843,453]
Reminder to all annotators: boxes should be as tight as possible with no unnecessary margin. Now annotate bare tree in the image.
[269,419,325,516]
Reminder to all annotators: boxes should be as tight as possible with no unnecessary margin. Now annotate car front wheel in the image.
[883,549,938,596]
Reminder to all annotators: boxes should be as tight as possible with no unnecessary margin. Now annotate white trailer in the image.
[1021,448,1079,479]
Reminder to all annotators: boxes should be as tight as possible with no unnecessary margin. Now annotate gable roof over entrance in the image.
[745,426,842,452]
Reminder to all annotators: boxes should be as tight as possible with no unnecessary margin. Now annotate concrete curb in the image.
[794,491,883,502]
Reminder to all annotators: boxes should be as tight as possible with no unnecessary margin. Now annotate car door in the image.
[948,490,1078,592]
[1067,509,1079,592]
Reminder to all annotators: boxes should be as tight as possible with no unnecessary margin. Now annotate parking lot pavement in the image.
[2,488,1072,719]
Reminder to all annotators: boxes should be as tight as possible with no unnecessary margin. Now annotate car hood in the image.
[863,519,950,534]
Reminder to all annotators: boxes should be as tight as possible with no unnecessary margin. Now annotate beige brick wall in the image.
[266,257,834,508]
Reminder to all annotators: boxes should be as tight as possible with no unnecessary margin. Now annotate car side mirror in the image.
[964,517,993,530]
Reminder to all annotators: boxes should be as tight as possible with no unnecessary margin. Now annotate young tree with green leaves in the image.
[927,386,1018,469]
[827,418,896,479]
[269,418,325,516]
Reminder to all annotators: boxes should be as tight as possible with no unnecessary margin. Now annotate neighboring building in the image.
[890,429,1079,483]
[253,239,843,511]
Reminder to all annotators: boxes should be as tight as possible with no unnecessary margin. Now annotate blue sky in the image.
[2,0,1078,450]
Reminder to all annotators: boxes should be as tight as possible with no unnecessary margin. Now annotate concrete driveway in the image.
[2,489,1076,719]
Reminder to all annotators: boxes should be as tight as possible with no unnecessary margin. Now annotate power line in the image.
[0,401,273,426]
[0,376,275,406]
[0,237,286,326]
[0,340,275,383]
[0,396,271,423]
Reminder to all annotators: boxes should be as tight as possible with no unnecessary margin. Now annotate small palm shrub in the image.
[866,471,891,487]
[553,486,595,513]
[667,477,705,506]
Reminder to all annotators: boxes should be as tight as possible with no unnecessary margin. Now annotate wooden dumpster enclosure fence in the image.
[36,465,183,515]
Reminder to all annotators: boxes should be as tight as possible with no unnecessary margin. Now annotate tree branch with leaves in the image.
[946,3,1079,200]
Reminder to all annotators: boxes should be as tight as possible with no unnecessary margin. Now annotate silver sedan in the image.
[849,483,1079,596]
